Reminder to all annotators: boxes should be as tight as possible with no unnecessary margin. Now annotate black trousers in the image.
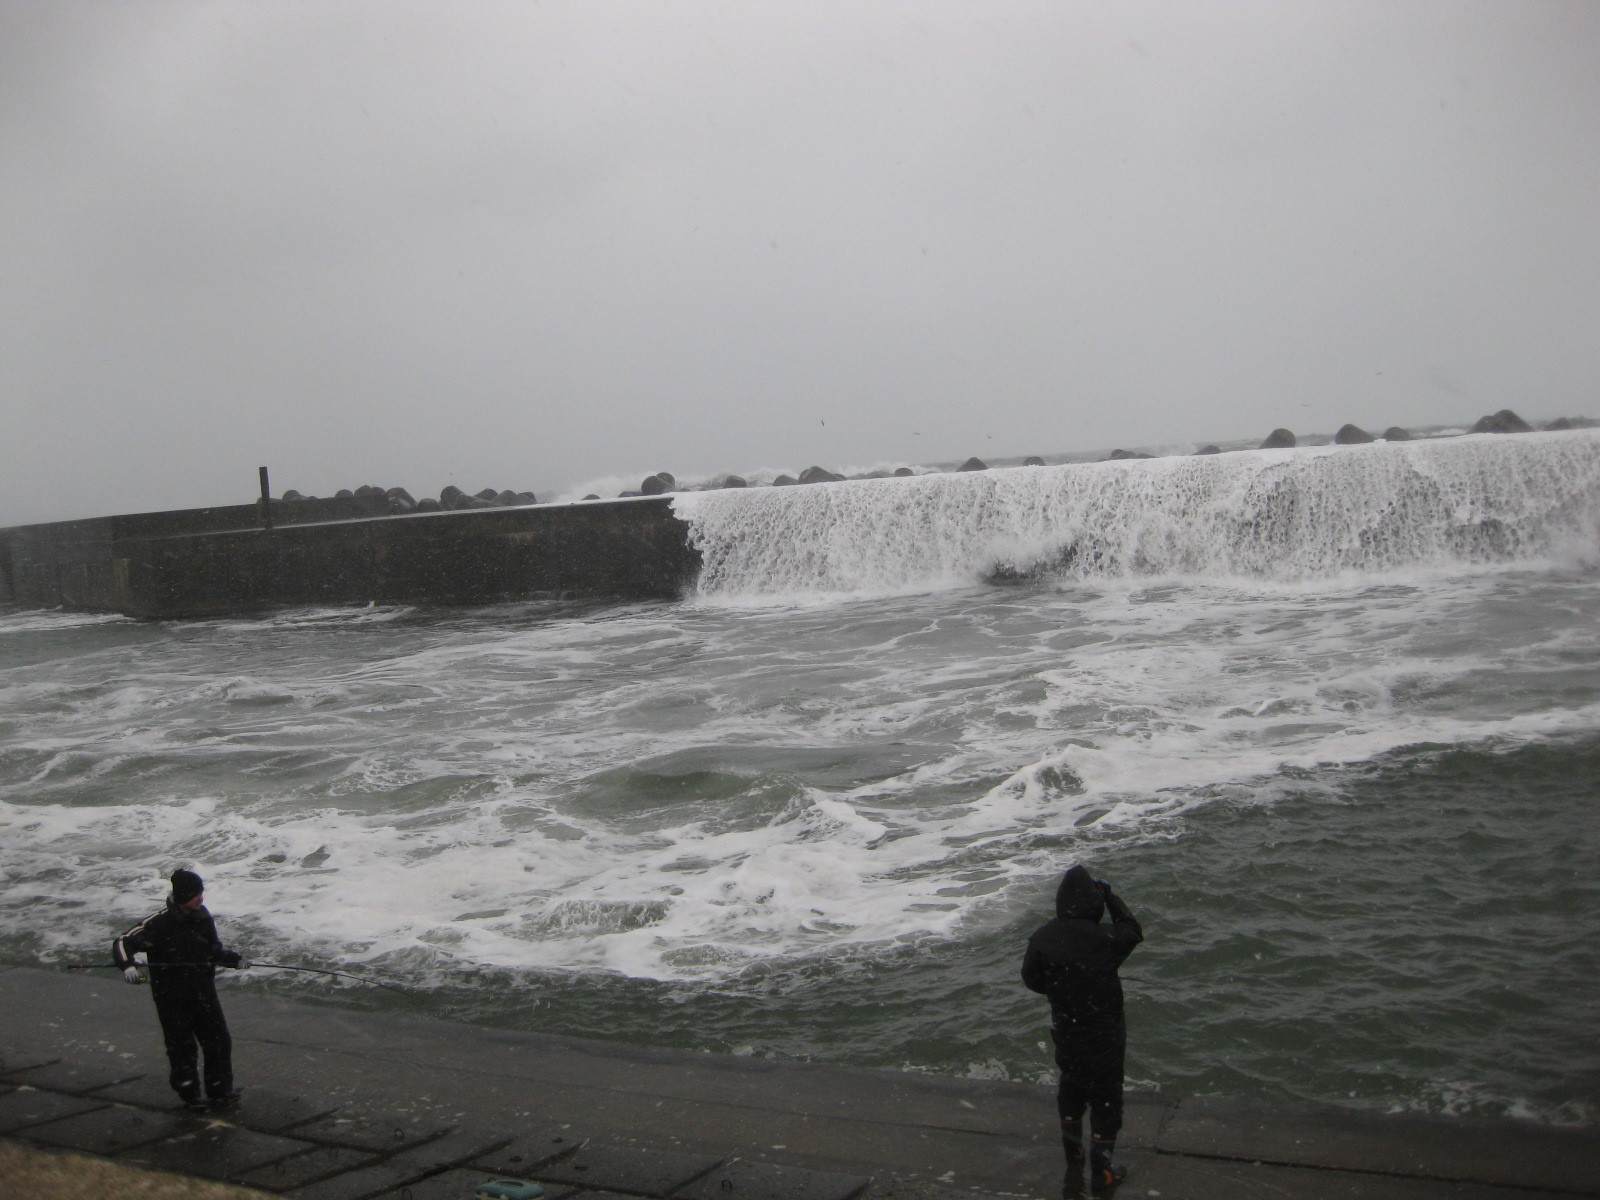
[152,981,233,1102]
[1052,1016,1126,1144]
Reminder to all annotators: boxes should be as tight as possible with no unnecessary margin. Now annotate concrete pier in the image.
[0,498,701,618]
[2,966,1596,1199]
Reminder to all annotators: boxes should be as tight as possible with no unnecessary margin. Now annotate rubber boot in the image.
[1060,1118,1086,1196]
[173,1076,205,1112]
[1089,1137,1125,1195]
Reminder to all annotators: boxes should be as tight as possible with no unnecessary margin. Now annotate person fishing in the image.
[111,869,246,1110]
[1021,866,1143,1195]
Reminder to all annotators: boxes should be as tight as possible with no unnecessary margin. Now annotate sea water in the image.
[1,431,1597,1124]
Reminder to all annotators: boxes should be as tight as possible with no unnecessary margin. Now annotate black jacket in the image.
[112,895,241,996]
[1021,866,1143,1027]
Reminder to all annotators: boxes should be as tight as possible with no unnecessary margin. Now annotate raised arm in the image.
[1099,881,1143,963]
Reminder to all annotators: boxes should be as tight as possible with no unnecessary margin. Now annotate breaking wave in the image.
[674,431,1600,597]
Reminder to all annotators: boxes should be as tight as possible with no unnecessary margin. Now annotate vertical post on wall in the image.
[258,466,274,531]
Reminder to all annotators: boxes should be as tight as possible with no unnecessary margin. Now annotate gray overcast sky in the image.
[2,1,1597,524]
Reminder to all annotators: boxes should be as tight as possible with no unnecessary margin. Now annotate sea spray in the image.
[673,430,1600,596]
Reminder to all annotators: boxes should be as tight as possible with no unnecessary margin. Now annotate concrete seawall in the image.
[0,498,702,618]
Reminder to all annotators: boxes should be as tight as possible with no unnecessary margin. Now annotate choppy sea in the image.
[3,431,1597,1124]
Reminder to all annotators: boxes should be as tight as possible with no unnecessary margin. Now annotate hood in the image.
[1055,865,1105,922]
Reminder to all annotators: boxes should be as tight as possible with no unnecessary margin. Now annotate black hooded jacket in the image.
[112,895,241,997]
[1021,866,1143,1028]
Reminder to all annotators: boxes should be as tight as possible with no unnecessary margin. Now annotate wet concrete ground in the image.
[2,966,1595,1200]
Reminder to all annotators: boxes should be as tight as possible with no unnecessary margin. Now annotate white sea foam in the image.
[674,431,1600,598]
[200,604,415,631]
[4,560,1596,984]
[0,610,134,635]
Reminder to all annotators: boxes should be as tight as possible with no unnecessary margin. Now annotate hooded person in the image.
[111,869,246,1109]
[1021,865,1143,1194]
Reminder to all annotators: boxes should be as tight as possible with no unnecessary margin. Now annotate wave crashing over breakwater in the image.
[674,430,1600,597]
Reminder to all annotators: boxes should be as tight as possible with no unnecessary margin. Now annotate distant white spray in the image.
[673,431,1600,597]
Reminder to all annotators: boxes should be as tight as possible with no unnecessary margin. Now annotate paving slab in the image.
[371,1168,580,1200]
[1127,1148,1576,1200]
[87,1071,192,1110]
[17,1100,198,1155]
[675,1155,872,1200]
[467,1129,587,1175]
[860,1179,1015,1200]
[455,1091,1057,1194]
[216,1087,345,1134]
[89,1076,345,1134]
[367,1166,536,1200]
[0,1050,59,1077]
[1157,1095,1600,1196]
[0,1086,107,1133]
[3,1059,147,1094]
[126,1123,321,1182]
[292,1108,457,1153]
[237,1143,385,1191]
[530,1143,725,1196]
[282,1154,439,1200]
[403,1127,516,1170]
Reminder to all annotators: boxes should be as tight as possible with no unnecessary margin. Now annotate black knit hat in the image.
[171,869,204,903]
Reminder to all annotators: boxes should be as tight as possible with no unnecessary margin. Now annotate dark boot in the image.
[1062,1117,1087,1164]
[1060,1118,1086,1195]
[1089,1138,1125,1194]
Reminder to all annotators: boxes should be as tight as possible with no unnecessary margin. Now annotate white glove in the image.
[122,966,144,985]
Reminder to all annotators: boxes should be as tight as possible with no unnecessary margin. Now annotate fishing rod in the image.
[70,960,1168,1000]
[247,962,411,996]
[66,961,410,996]
[1119,975,1178,997]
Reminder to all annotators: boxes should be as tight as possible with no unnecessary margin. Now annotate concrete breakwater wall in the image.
[0,497,700,618]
